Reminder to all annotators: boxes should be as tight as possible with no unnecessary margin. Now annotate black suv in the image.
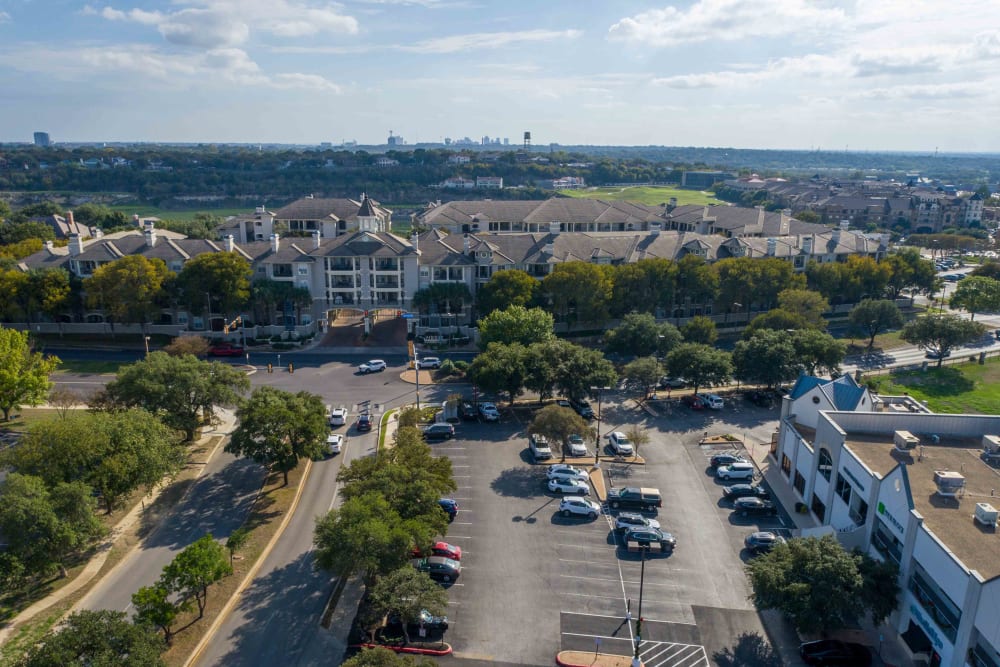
[459,402,478,421]
[570,398,595,420]
[607,487,662,512]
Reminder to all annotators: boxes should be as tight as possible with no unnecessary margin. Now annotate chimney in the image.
[779,214,790,236]
[832,227,842,244]
[410,233,419,252]
[756,206,765,227]
[802,235,814,255]
[94,228,103,239]
[225,234,235,252]
[270,234,280,253]
[840,220,850,231]
[44,240,54,252]
[67,210,76,230]
[650,221,662,236]
[68,233,84,256]
[312,230,321,250]
[132,214,140,225]
[767,238,777,256]
[549,221,561,234]
[782,208,791,217]
[463,233,471,254]
[543,241,555,255]
[144,222,157,247]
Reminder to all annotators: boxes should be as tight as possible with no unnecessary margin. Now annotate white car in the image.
[698,393,724,410]
[329,407,348,427]
[478,402,500,421]
[559,497,601,519]
[358,359,387,374]
[547,478,590,495]
[607,431,634,456]
[717,461,755,481]
[325,433,344,455]
[613,512,661,533]
[416,357,442,370]
[566,434,587,458]
[546,464,589,482]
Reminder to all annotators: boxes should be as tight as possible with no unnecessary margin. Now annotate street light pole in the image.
[144,336,150,357]
[632,545,648,667]
[591,385,610,467]
[414,349,421,412]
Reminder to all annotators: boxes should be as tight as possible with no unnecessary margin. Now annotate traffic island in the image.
[398,369,436,385]
[557,650,640,667]
[350,642,453,656]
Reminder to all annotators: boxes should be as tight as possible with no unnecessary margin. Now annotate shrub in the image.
[439,359,456,376]
[454,360,469,372]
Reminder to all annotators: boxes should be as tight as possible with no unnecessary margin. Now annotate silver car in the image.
[566,434,587,457]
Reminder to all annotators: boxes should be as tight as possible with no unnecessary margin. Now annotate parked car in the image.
[607,431,635,456]
[459,402,477,421]
[624,527,676,552]
[743,390,771,407]
[658,376,687,389]
[614,512,661,533]
[422,423,455,441]
[416,356,442,370]
[324,433,343,456]
[547,478,590,495]
[716,461,755,481]
[723,483,770,501]
[411,556,461,583]
[546,464,589,482]
[710,452,747,468]
[478,402,500,421]
[570,398,595,419]
[356,413,373,432]
[925,349,952,360]
[358,359,387,374]
[799,640,872,666]
[681,394,705,410]
[208,342,245,357]
[733,497,778,517]
[744,531,786,555]
[412,541,462,561]
[559,497,601,519]
[529,433,553,461]
[697,393,724,410]
[606,487,662,512]
[566,434,587,458]
[388,608,449,634]
[438,498,458,521]
[556,399,572,409]
[328,407,348,427]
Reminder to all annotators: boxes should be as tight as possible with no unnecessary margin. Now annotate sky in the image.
[1,0,999,151]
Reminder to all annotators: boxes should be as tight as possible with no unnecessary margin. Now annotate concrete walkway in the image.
[0,408,237,647]
[741,437,818,533]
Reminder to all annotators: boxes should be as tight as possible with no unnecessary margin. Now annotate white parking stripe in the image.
[561,592,630,601]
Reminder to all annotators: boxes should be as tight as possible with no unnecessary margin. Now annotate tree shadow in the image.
[712,631,782,667]
[490,466,547,498]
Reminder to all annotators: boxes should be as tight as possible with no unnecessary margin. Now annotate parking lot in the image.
[429,394,786,666]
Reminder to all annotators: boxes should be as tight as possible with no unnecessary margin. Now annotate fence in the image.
[859,347,1000,378]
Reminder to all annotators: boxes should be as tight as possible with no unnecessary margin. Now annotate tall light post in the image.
[204,292,212,331]
[632,544,649,667]
[414,349,421,412]
[591,385,610,467]
[144,336,150,357]
[729,302,742,327]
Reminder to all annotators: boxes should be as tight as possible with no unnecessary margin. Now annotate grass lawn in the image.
[54,360,125,374]
[842,330,911,355]
[867,358,1000,415]
[561,185,721,207]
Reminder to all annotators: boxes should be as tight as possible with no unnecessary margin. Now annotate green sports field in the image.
[560,185,722,207]
[109,205,251,222]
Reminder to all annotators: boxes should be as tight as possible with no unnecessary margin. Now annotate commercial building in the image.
[772,375,1000,667]
[33,131,50,147]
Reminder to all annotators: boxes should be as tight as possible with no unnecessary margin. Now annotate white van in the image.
[698,393,724,410]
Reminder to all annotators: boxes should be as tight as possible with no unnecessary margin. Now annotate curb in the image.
[182,457,314,667]
[556,650,638,666]
[351,642,452,656]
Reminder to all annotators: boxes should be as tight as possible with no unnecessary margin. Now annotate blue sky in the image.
[1,0,998,150]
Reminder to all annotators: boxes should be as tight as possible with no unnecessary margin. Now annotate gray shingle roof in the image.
[272,197,391,222]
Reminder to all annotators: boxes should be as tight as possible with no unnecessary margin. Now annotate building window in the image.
[272,264,293,278]
[420,267,429,277]
[817,448,833,481]
[297,266,309,276]
[810,494,827,522]
[835,474,852,505]
[793,471,806,496]
[448,267,463,280]
[433,267,448,281]
[909,561,961,642]
[781,454,792,477]
[329,258,353,271]
[973,641,1000,667]
[850,497,868,525]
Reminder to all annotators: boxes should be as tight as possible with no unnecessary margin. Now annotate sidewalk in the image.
[741,439,817,534]
[0,408,237,647]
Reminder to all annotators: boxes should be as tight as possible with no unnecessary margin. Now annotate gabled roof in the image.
[789,375,826,400]
[272,197,391,222]
[789,374,867,411]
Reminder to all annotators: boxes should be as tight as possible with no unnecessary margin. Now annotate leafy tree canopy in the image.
[665,342,732,394]
[159,534,232,619]
[604,312,681,357]
[475,269,538,316]
[477,305,554,349]
[368,567,448,643]
[528,404,593,459]
[0,327,59,421]
[622,356,662,398]
[900,313,988,366]
[609,258,677,317]
[540,262,613,325]
[467,342,529,404]
[848,299,904,349]
[83,255,171,327]
[681,315,717,345]
[949,276,1000,321]
[16,609,166,667]
[732,330,799,388]
[176,252,252,316]
[777,288,829,329]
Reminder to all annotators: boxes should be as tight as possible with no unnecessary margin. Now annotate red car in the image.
[208,342,245,357]
[681,394,705,410]
[411,541,462,561]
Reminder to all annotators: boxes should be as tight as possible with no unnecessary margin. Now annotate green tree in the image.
[971,260,1000,280]
[622,356,662,398]
[522,339,562,402]
[176,252,252,318]
[477,305,554,349]
[0,220,56,245]
[790,329,846,376]
[0,270,29,322]
[20,268,71,324]
[604,312,681,357]
[131,584,184,646]
[225,527,251,567]
[475,269,538,316]
[665,343,732,394]
[777,289,829,329]
[842,255,892,302]
[368,567,449,643]
[744,309,813,336]
[793,210,820,223]
[732,330,799,388]
[901,314,988,367]
[101,352,248,440]
[610,258,677,317]
[0,327,59,421]
[227,386,327,486]
[342,647,436,667]
[746,535,898,635]
[551,344,617,403]
[681,315,717,344]
[848,299,905,349]
[467,342,528,404]
[162,336,211,357]
[412,282,472,315]
[83,256,171,332]
[884,248,936,299]
[674,255,719,308]
[540,262,612,325]
[160,534,232,619]
[16,609,166,667]
[949,276,1000,321]
[528,404,593,460]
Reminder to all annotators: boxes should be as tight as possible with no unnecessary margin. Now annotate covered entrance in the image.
[319,308,408,348]
[901,620,942,667]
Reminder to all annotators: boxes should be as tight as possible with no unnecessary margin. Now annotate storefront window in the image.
[872,520,902,563]
[817,448,833,481]
[909,562,961,643]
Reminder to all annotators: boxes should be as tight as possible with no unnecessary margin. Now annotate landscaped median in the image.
[556,649,640,666]
[350,641,452,656]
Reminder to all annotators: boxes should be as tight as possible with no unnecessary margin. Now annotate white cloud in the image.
[608,0,848,47]
[850,82,989,101]
[0,11,10,23]
[652,54,845,88]
[403,29,581,54]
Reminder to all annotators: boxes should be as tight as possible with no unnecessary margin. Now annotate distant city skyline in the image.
[1,1,998,152]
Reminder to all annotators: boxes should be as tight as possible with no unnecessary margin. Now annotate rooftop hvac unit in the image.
[894,430,919,451]
[975,503,998,527]
[933,470,966,498]
[984,435,1000,456]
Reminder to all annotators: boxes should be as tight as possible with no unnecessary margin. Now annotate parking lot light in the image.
[590,386,610,467]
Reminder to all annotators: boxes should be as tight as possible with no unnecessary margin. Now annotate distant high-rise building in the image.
[387,130,404,146]
[33,132,50,147]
